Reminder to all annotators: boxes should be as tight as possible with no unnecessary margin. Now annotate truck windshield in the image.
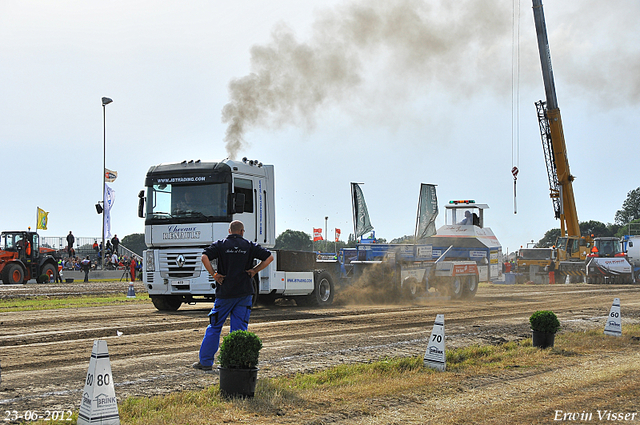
[146,182,229,223]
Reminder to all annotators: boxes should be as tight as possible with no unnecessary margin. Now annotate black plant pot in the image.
[531,330,555,348]
[218,367,258,398]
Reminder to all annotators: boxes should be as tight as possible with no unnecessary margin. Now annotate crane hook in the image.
[512,167,519,214]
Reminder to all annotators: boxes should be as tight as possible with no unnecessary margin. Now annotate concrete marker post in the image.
[424,314,446,371]
[77,340,120,425]
[604,298,622,337]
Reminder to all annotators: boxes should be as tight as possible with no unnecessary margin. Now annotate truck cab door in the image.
[233,176,259,242]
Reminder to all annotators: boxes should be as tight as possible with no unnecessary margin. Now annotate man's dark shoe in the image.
[191,361,212,371]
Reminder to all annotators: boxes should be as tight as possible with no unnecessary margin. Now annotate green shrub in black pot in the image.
[529,310,560,348]
[218,330,262,398]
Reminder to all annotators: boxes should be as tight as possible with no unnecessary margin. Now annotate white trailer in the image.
[138,158,334,311]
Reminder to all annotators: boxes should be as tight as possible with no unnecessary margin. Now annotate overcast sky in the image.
[1,0,638,253]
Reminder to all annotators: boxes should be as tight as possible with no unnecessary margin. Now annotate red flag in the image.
[313,228,323,241]
[335,228,341,242]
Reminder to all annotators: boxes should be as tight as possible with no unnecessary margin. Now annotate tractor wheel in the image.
[449,277,463,299]
[151,296,182,311]
[3,263,25,284]
[40,263,57,283]
[462,275,478,299]
[402,277,420,299]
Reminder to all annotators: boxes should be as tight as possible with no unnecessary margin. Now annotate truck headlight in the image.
[145,250,155,272]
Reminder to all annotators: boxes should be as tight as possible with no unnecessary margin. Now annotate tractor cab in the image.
[589,237,624,258]
[1,231,39,261]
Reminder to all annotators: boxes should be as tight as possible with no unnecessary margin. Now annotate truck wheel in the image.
[251,276,259,307]
[305,271,335,306]
[40,264,56,283]
[151,296,182,311]
[3,264,25,284]
[258,292,278,306]
[462,275,478,299]
[449,277,463,299]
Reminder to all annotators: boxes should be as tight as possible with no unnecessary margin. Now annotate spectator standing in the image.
[56,258,63,283]
[192,220,274,371]
[111,235,120,255]
[66,231,75,257]
[129,256,137,282]
[81,256,91,282]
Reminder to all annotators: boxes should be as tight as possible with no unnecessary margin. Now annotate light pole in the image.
[324,216,328,250]
[101,97,113,269]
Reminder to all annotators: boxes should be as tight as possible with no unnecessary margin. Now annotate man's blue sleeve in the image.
[252,243,272,261]
[202,242,220,260]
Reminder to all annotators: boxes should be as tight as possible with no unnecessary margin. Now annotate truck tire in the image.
[251,276,259,307]
[151,296,182,311]
[3,263,25,285]
[462,275,478,299]
[40,263,56,283]
[303,271,334,306]
[449,277,463,299]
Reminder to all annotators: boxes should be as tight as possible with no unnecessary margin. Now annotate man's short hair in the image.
[229,220,244,234]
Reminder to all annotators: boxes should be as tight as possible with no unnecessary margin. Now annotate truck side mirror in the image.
[137,190,145,218]
[233,193,246,214]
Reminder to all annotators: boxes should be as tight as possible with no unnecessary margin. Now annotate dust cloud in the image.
[221,0,512,159]
[333,261,446,306]
[221,0,640,159]
[334,262,401,305]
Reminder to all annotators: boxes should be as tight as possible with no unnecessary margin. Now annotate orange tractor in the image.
[0,231,58,284]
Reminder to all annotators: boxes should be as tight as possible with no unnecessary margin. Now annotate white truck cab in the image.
[139,158,333,310]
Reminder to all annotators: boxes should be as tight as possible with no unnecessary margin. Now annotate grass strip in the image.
[33,325,639,425]
[0,294,147,312]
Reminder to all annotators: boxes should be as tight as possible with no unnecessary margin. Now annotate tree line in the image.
[536,187,640,247]
[115,187,640,253]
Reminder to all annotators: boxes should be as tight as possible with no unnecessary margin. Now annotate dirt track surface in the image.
[1,282,640,421]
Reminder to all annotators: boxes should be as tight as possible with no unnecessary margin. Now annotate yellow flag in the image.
[37,207,49,230]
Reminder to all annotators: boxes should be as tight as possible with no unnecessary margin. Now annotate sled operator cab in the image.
[444,200,487,228]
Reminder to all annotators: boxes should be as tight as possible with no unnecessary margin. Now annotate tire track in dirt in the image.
[1,283,640,416]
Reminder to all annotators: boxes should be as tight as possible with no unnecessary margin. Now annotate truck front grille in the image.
[159,250,203,279]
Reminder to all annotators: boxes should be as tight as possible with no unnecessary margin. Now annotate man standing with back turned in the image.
[192,220,274,371]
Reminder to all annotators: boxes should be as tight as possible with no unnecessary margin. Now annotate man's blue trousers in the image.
[198,295,253,367]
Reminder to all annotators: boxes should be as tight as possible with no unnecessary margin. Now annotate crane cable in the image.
[511,0,521,214]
